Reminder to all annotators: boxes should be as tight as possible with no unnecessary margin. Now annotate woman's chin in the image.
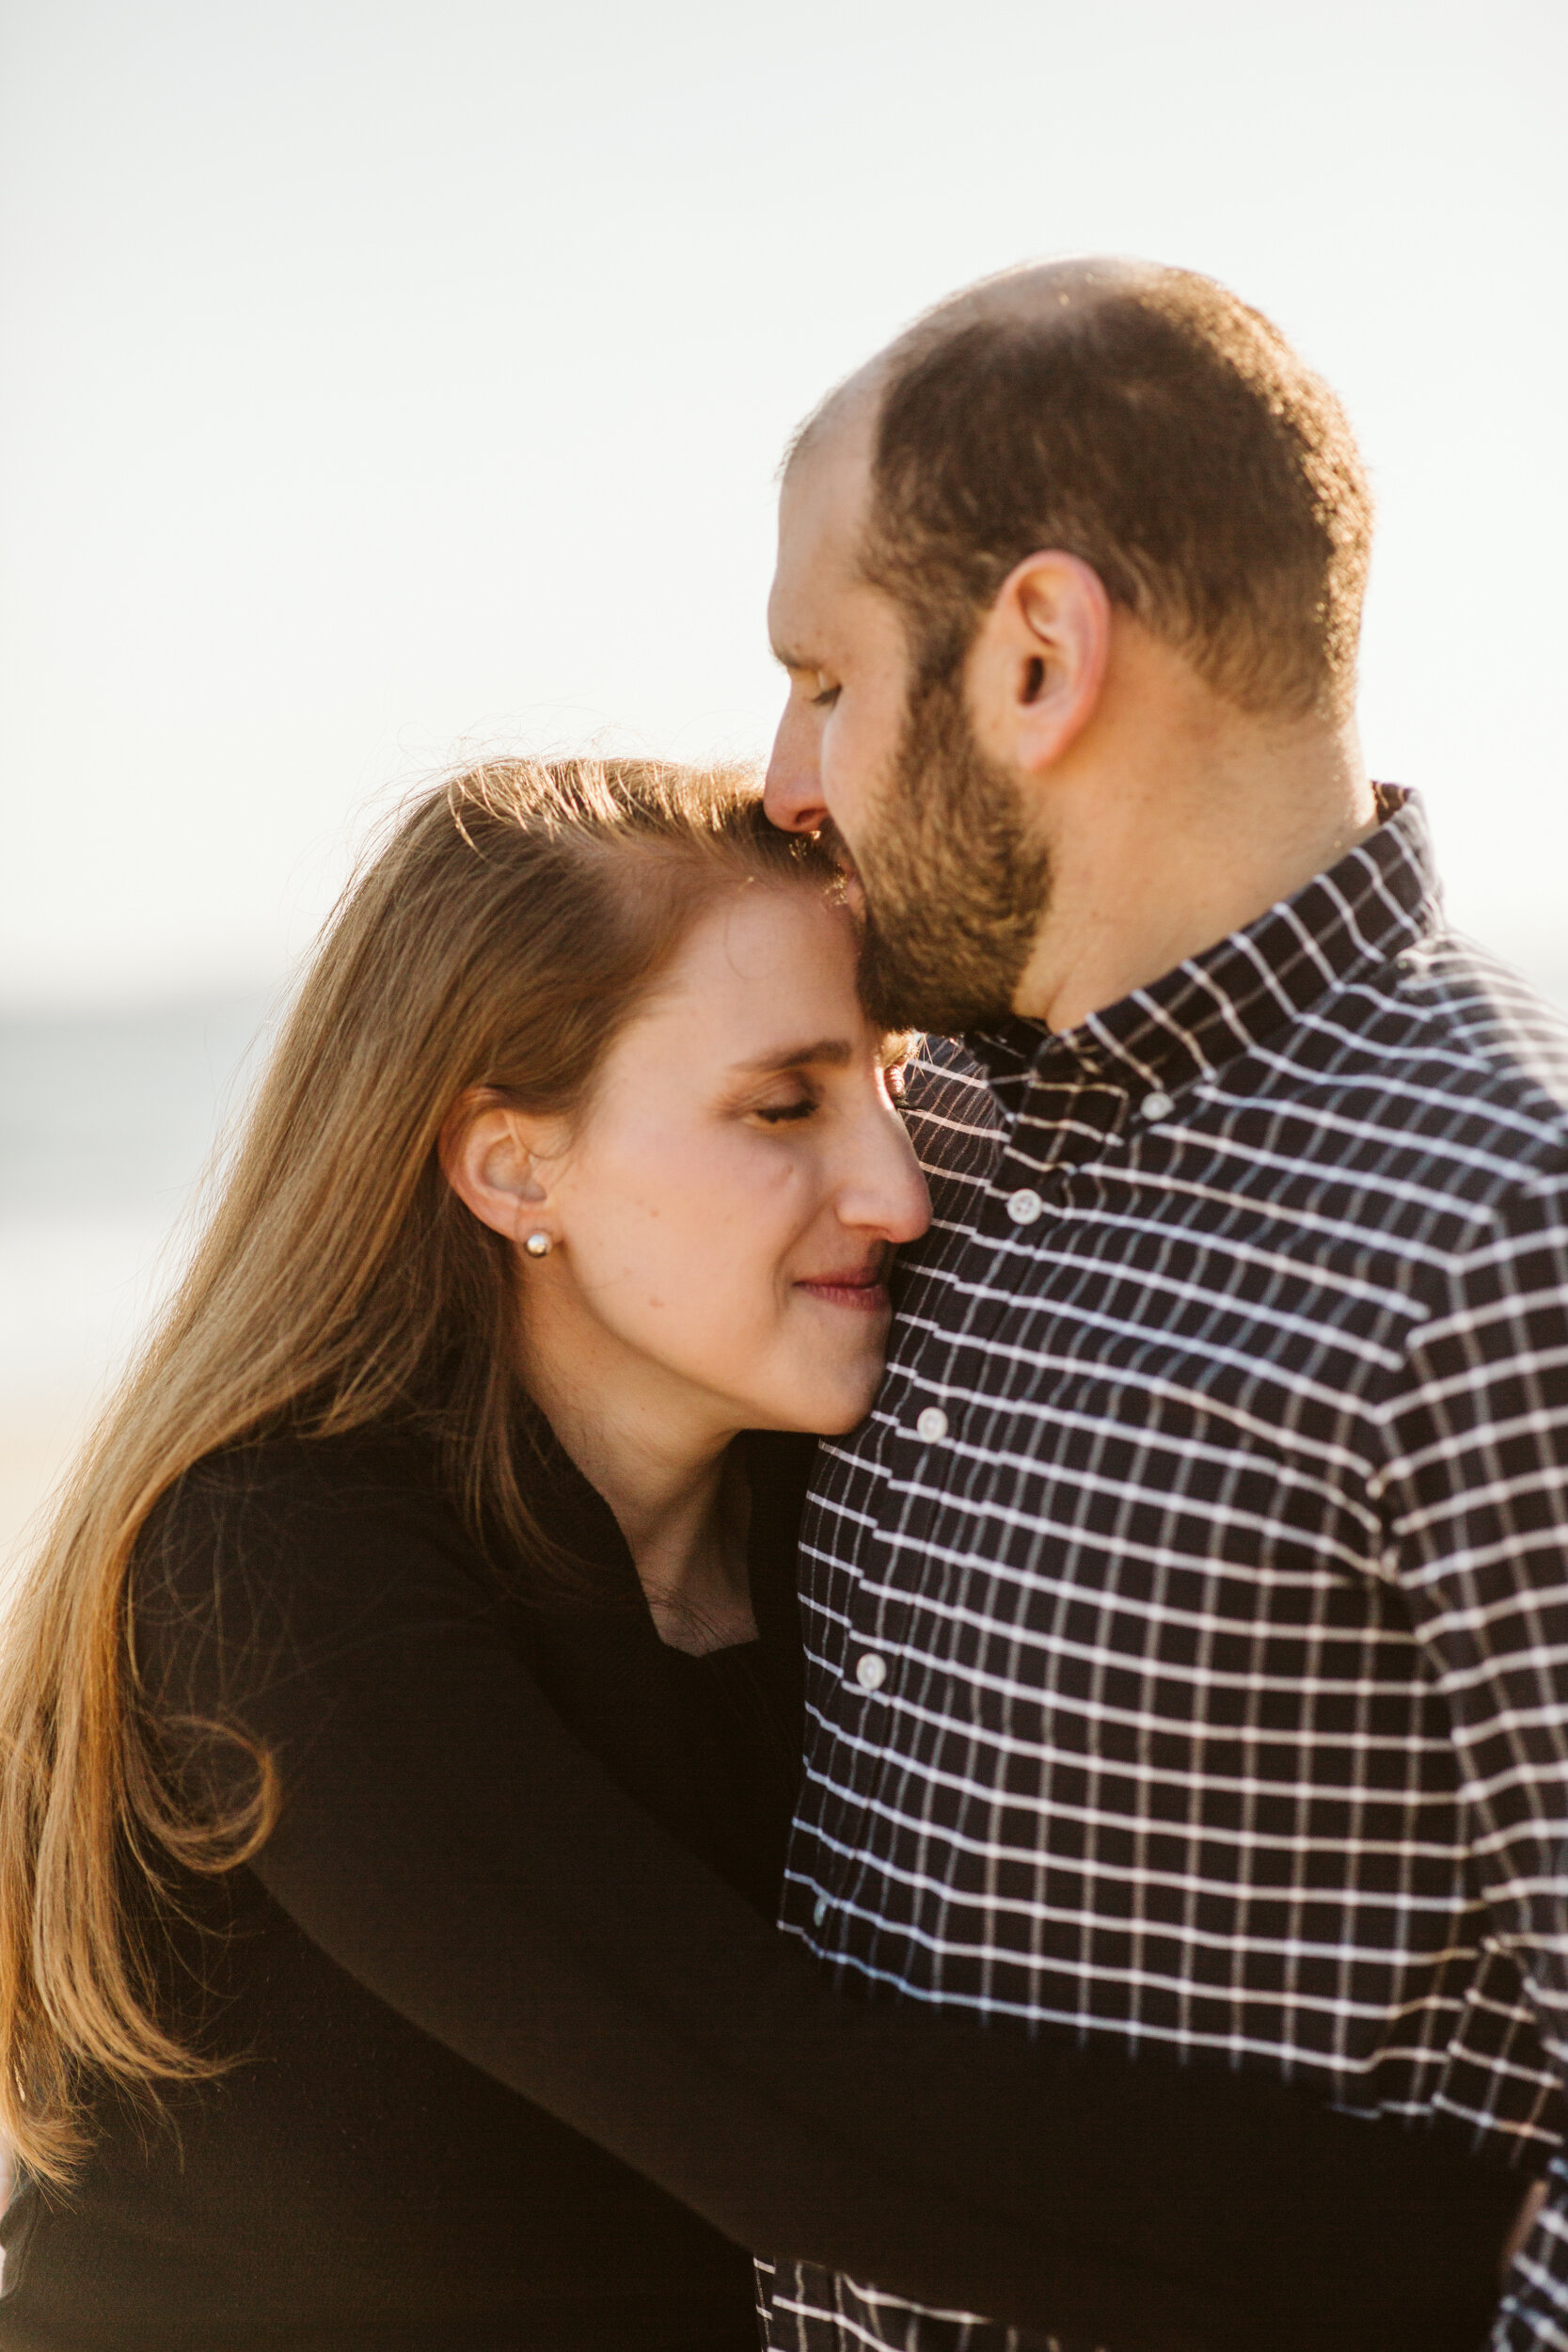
[740,1332,888,1436]
[799,1365,885,1437]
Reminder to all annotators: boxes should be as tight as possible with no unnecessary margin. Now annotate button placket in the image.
[835,1364,953,1720]
[962,1067,1129,1355]
[810,1311,942,1944]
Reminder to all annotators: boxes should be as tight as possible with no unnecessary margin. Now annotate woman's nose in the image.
[838,1106,931,1246]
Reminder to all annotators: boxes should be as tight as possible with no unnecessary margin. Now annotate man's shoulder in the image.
[1412,932,1568,1091]
[899,948,1568,1238]
[1294,932,1568,1200]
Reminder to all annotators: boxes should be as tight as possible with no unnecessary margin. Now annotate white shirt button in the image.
[1006,1187,1044,1225]
[855,1651,888,1692]
[915,1405,949,1441]
[813,1893,830,1927]
[1140,1090,1174,1122]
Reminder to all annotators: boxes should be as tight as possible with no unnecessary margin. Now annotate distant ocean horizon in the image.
[5,940,1568,1563]
[0,991,277,1569]
[2,989,277,1394]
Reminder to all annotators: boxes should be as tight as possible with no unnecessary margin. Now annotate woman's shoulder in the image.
[147,1423,448,1551]
[135,1425,478,1667]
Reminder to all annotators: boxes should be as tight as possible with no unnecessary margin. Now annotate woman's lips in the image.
[795,1275,891,1314]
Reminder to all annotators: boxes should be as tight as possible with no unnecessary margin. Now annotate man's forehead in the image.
[770,424,875,649]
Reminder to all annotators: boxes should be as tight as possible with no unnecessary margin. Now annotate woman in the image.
[0,759,1528,2352]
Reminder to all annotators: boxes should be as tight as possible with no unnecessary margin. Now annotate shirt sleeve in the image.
[1374,1155,1568,2350]
[136,1446,1523,2352]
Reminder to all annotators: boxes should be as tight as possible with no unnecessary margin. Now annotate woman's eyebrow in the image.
[731,1037,854,1076]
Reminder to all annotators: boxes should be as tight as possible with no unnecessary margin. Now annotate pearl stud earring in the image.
[523,1231,553,1259]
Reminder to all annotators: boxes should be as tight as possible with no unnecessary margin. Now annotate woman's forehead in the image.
[626,887,866,1066]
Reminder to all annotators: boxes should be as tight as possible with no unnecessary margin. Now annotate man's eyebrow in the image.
[731,1037,854,1076]
[770,643,816,675]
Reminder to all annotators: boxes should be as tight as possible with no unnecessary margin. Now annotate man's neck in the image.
[1013,671,1375,1034]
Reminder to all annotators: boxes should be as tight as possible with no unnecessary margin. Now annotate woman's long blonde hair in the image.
[0,756,834,2184]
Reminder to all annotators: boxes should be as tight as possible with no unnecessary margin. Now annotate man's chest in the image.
[787,1126,1467,2008]
[812,1136,1432,1651]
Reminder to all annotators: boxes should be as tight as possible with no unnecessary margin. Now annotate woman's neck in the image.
[522,1340,756,1655]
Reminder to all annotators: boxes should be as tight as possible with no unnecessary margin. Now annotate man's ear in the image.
[966,550,1112,776]
[440,1089,561,1245]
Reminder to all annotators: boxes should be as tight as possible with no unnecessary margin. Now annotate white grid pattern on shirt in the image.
[761,793,1568,2352]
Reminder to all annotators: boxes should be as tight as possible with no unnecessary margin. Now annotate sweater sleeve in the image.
[135,1444,1525,2352]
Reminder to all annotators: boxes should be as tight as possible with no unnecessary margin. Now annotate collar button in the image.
[1140,1090,1175,1122]
[1006,1186,1044,1225]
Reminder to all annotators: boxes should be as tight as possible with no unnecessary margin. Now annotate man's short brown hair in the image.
[810,262,1371,720]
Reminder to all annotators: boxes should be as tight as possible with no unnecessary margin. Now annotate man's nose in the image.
[764,703,830,834]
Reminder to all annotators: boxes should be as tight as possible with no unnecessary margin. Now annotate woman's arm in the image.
[139,1447,1523,2352]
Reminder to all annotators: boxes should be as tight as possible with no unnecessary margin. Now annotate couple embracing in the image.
[3,260,1567,2352]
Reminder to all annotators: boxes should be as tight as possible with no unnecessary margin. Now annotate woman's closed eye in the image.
[751,1092,817,1126]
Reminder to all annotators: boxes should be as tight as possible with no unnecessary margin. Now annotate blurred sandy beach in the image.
[0,994,274,1597]
[1,1407,90,1605]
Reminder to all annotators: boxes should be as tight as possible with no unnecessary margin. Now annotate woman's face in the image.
[528,882,930,1440]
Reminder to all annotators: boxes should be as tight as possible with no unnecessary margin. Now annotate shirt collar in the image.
[967,785,1442,1097]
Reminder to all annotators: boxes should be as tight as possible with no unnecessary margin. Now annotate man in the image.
[760,258,1568,2350]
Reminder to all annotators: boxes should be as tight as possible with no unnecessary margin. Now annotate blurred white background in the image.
[2,0,1565,1572]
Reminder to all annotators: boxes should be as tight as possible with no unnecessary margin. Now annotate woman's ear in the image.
[439,1090,559,1245]
[966,549,1112,777]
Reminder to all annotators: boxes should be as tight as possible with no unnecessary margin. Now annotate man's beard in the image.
[846,666,1052,1036]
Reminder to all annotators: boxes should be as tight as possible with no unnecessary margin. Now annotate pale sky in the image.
[2,0,1563,1007]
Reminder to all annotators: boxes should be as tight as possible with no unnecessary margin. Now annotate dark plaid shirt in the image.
[760,791,1568,2352]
